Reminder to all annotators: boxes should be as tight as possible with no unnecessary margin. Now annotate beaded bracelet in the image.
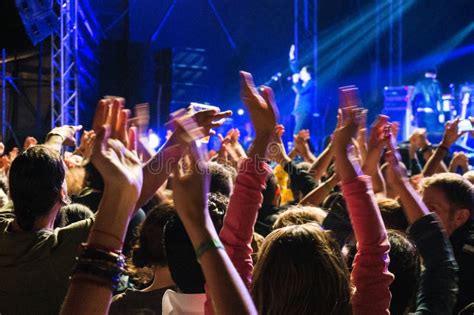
[195,238,224,261]
[72,243,127,290]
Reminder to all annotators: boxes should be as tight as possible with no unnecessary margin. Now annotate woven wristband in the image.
[195,239,224,260]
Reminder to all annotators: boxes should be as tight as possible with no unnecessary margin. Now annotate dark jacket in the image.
[450,219,474,314]
[408,213,458,314]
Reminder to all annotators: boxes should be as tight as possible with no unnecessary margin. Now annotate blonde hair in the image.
[252,224,352,315]
[273,205,327,230]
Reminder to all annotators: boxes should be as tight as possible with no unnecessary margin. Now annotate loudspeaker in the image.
[15,0,59,45]
[154,47,209,127]
[383,86,414,141]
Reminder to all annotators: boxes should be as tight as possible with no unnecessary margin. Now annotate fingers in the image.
[240,71,259,96]
[259,85,280,122]
[213,110,233,120]
[128,126,137,152]
[92,99,110,132]
[92,125,111,162]
[108,99,123,136]
[117,109,130,144]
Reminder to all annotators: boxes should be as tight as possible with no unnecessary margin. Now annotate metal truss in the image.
[51,0,79,128]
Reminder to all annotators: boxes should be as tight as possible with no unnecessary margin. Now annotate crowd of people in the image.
[0,71,473,314]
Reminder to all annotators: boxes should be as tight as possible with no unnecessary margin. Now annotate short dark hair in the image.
[262,172,278,207]
[208,161,233,197]
[9,145,65,231]
[132,203,175,268]
[346,230,420,315]
[377,197,409,232]
[386,230,420,314]
[421,173,474,215]
[54,203,94,228]
[164,194,226,293]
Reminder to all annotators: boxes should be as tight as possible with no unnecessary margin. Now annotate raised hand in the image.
[267,124,290,165]
[48,125,83,146]
[91,125,142,198]
[332,107,362,155]
[384,132,409,189]
[449,151,470,173]
[74,130,96,159]
[23,137,38,150]
[240,71,279,137]
[364,115,389,166]
[172,140,209,225]
[441,118,465,149]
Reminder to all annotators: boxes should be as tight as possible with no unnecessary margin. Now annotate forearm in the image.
[61,276,113,314]
[137,144,182,209]
[334,150,358,182]
[393,180,429,224]
[423,147,448,177]
[309,145,333,180]
[44,134,63,152]
[299,174,337,206]
[341,177,393,314]
[62,186,136,314]
[362,164,386,195]
[288,148,298,160]
[89,186,137,250]
[220,158,270,287]
[183,218,257,315]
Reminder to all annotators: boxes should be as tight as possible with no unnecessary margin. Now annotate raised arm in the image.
[423,119,463,177]
[384,133,459,314]
[61,122,143,314]
[219,72,278,288]
[333,108,393,315]
[361,115,388,195]
[172,127,257,315]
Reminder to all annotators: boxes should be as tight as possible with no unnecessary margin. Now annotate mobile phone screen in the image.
[338,85,356,108]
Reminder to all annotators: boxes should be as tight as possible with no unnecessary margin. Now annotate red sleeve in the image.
[204,158,271,315]
[341,176,394,315]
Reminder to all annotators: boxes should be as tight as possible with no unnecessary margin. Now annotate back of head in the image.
[386,230,420,314]
[208,161,233,197]
[377,197,409,232]
[132,203,175,268]
[164,193,226,293]
[9,145,65,231]
[252,224,352,315]
[273,205,327,230]
[345,230,420,315]
[54,203,94,228]
[262,172,279,207]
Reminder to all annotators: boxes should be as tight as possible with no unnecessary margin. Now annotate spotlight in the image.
[148,131,161,150]
[237,109,245,116]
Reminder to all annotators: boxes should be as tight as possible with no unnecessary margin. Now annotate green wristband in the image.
[195,239,224,260]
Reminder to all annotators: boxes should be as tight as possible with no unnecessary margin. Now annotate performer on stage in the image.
[288,45,317,136]
[411,67,443,131]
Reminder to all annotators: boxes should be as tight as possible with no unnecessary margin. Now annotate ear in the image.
[60,182,71,205]
[454,208,471,228]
